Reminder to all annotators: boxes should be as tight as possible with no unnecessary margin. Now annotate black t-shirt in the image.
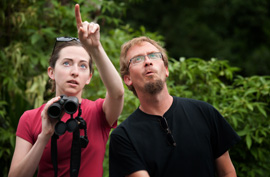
[109,97,240,177]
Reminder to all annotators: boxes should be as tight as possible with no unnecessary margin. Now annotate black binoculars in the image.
[48,95,79,119]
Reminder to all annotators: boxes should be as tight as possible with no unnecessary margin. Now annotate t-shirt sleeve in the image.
[210,106,241,158]
[109,131,146,177]
[16,111,34,144]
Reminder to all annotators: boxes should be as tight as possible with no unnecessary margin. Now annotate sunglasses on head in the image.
[56,37,80,42]
[51,37,80,56]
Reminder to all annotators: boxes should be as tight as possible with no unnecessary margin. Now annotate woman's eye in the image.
[80,64,87,69]
[63,61,70,66]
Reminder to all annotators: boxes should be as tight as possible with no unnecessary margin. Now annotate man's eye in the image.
[134,57,143,63]
[149,53,159,59]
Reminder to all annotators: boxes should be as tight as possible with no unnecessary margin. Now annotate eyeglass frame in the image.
[159,116,176,147]
[51,37,80,56]
[127,52,163,70]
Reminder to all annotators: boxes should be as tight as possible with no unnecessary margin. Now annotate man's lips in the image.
[144,70,155,76]
[145,72,154,76]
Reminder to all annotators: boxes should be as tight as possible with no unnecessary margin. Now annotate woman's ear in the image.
[124,74,132,86]
[48,66,55,80]
[86,73,93,85]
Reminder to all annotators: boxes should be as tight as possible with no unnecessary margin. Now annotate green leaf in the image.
[246,134,252,149]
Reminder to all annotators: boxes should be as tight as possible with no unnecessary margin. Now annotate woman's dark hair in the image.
[49,40,93,92]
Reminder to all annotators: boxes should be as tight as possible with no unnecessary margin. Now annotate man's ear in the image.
[86,73,93,85]
[124,75,132,86]
[48,66,55,80]
[166,66,169,78]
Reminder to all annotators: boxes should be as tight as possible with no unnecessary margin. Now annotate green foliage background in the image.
[1,0,270,177]
[121,0,270,76]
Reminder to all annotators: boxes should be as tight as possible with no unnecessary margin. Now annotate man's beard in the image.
[144,79,164,95]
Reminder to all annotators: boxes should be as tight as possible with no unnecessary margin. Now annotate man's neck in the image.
[138,88,173,116]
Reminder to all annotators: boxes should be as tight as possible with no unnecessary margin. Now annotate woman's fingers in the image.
[41,96,61,119]
[75,4,83,31]
[75,4,100,47]
[79,22,100,39]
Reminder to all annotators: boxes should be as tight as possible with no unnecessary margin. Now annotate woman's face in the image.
[48,46,92,98]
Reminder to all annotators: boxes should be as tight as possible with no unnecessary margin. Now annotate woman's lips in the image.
[67,80,79,86]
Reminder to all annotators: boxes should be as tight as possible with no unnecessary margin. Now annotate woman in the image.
[8,4,124,177]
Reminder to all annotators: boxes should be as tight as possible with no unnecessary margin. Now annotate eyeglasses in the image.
[51,37,80,56]
[159,117,176,147]
[127,52,163,69]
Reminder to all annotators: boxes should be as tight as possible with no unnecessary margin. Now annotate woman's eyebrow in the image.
[62,58,89,63]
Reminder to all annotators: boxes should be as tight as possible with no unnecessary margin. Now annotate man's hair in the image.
[119,36,168,96]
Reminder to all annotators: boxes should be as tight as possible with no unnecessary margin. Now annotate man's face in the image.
[124,41,169,95]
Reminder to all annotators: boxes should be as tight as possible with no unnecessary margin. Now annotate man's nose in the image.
[144,56,153,66]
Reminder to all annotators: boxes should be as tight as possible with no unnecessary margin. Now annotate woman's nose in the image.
[71,66,79,77]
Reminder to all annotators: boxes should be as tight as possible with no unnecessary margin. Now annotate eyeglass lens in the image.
[127,52,162,70]
[132,52,161,64]
[160,117,176,147]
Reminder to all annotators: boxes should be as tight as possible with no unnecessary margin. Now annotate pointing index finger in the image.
[75,4,83,30]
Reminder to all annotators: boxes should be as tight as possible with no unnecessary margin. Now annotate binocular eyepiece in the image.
[48,95,79,119]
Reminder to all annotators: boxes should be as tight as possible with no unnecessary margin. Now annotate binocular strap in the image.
[51,129,81,177]
[70,128,81,177]
[51,133,59,177]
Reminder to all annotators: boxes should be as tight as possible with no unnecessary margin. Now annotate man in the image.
[109,36,240,177]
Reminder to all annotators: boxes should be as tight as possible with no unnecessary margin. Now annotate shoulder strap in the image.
[51,133,59,177]
[70,128,81,177]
